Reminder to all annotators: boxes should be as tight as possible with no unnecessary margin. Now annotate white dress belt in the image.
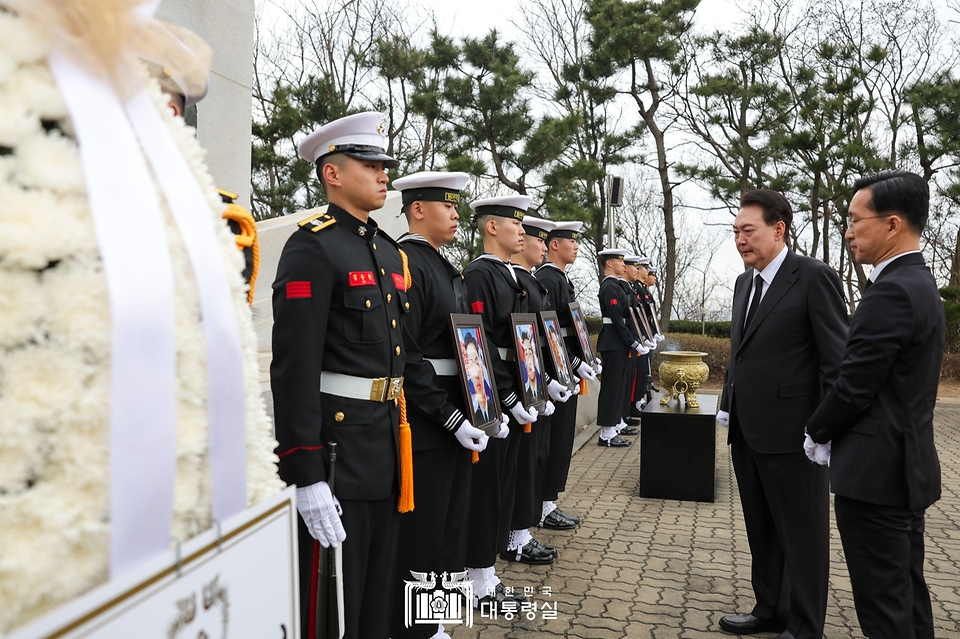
[320,371,404,402]
[602,317,613,324]
[426,358,458,376]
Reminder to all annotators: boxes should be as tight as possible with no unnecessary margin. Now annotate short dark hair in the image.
[852,171,928,233]
[740,188,793,232]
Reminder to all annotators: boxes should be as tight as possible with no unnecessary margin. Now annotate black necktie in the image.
[743,274,764,330]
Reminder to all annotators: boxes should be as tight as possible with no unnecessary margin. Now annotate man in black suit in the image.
[717,189,848,639]
[806,171,943,639]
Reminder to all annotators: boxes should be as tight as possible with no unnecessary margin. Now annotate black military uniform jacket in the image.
[271,203,407,501]
[463,255,528,408]
[397,233,469,452]
[535,263,585,371]
[597,275,639,351]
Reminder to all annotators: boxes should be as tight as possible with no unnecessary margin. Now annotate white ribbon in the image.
[46,10,247,577]
[49,52,178,578]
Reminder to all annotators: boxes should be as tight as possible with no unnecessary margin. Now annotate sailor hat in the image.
[392,171,470,206]
[470,195,531,221]
[548,221,583,241]
[522,216,557,241]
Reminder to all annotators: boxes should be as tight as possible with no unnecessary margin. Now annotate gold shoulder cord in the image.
[397,248,416,512]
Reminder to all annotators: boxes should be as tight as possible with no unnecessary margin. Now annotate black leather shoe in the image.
[619,425,639,436]
[540,509,577,530]
[500,540,555,564]
[718,613,782,635]
[529,537,558,557]
[553,507,580,525]
[598,434,632,447]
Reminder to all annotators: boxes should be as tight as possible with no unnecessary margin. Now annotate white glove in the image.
[593,360,603,375]
[644,339,656,349]
[492,413,510,439]
[576,361,597,381]
[635,343,649,355]
[455,420,489,452]
[540,400,556,416]
[509,402,538,425]
[716,410,730,427]
[803,433,831,466]
[656,333,664,342]
[296,481,346,548]
[547,379,572,403]
[635,399,646,411]
[571,379,581,395]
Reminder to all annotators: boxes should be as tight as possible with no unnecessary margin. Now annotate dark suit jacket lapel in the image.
[739,250,799,350]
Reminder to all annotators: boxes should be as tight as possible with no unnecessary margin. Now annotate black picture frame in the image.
[631,306,654,342]
[449,314,502,435]
[510,313,548,411]
[539,311,576,390]
[568,302,598,367]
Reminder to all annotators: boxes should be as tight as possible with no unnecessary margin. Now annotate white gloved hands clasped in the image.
[593,360,603,375]
[803,433,831,466]
[635,343,649,355]
[547,379,572,403]
[509,402,538,425]
[655,333,664,342]
[540,400,556,416]
[644,339,656,350]
[455,420,489,452]
[297,481,346,548]
[576,361,596,381]
[716,410,730,427]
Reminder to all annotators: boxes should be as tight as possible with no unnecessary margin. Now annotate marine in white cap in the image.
[462,195,540,610]
[388,171,488,639]
[272,112,409,639]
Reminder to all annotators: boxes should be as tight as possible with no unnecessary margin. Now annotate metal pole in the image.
[606,175,615,249]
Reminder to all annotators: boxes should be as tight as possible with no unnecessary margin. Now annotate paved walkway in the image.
[450,398,960,638]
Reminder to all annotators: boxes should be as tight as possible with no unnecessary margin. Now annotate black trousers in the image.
[621,350,636,418]
[390,446,473,639]
[298,494,399,639]
[597,349,627,427]
[835,495,934,639]
[465,421,522,568]
[512,415,550,530]
[542,394,578,500]
[730,423,829,639]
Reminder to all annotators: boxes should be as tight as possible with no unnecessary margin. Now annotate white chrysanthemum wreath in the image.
[0,9,283,632]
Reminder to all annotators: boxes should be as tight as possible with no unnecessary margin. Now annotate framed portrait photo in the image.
[450,314,503,435]
[539,311,575,390]
[567,302,598,368]
[510,313,548,411]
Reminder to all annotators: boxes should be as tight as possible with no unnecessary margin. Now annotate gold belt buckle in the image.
[386,376,404,401]
[369,377,389,402]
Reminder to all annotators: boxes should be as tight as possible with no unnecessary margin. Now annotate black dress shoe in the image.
[540,509,577,530]
[598,434,632,447]
[552,507,580,525]
[718,613,782,635]
[619,425,639,436]
[499,540,555,565]
[529,537,558,557]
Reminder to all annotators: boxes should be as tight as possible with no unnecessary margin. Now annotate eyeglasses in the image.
[847,215,887,228]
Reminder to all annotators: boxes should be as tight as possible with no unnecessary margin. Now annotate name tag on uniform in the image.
[349,271,376,287]
[392,273,406,291]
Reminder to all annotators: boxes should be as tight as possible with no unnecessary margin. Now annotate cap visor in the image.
[343,150,400,169]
